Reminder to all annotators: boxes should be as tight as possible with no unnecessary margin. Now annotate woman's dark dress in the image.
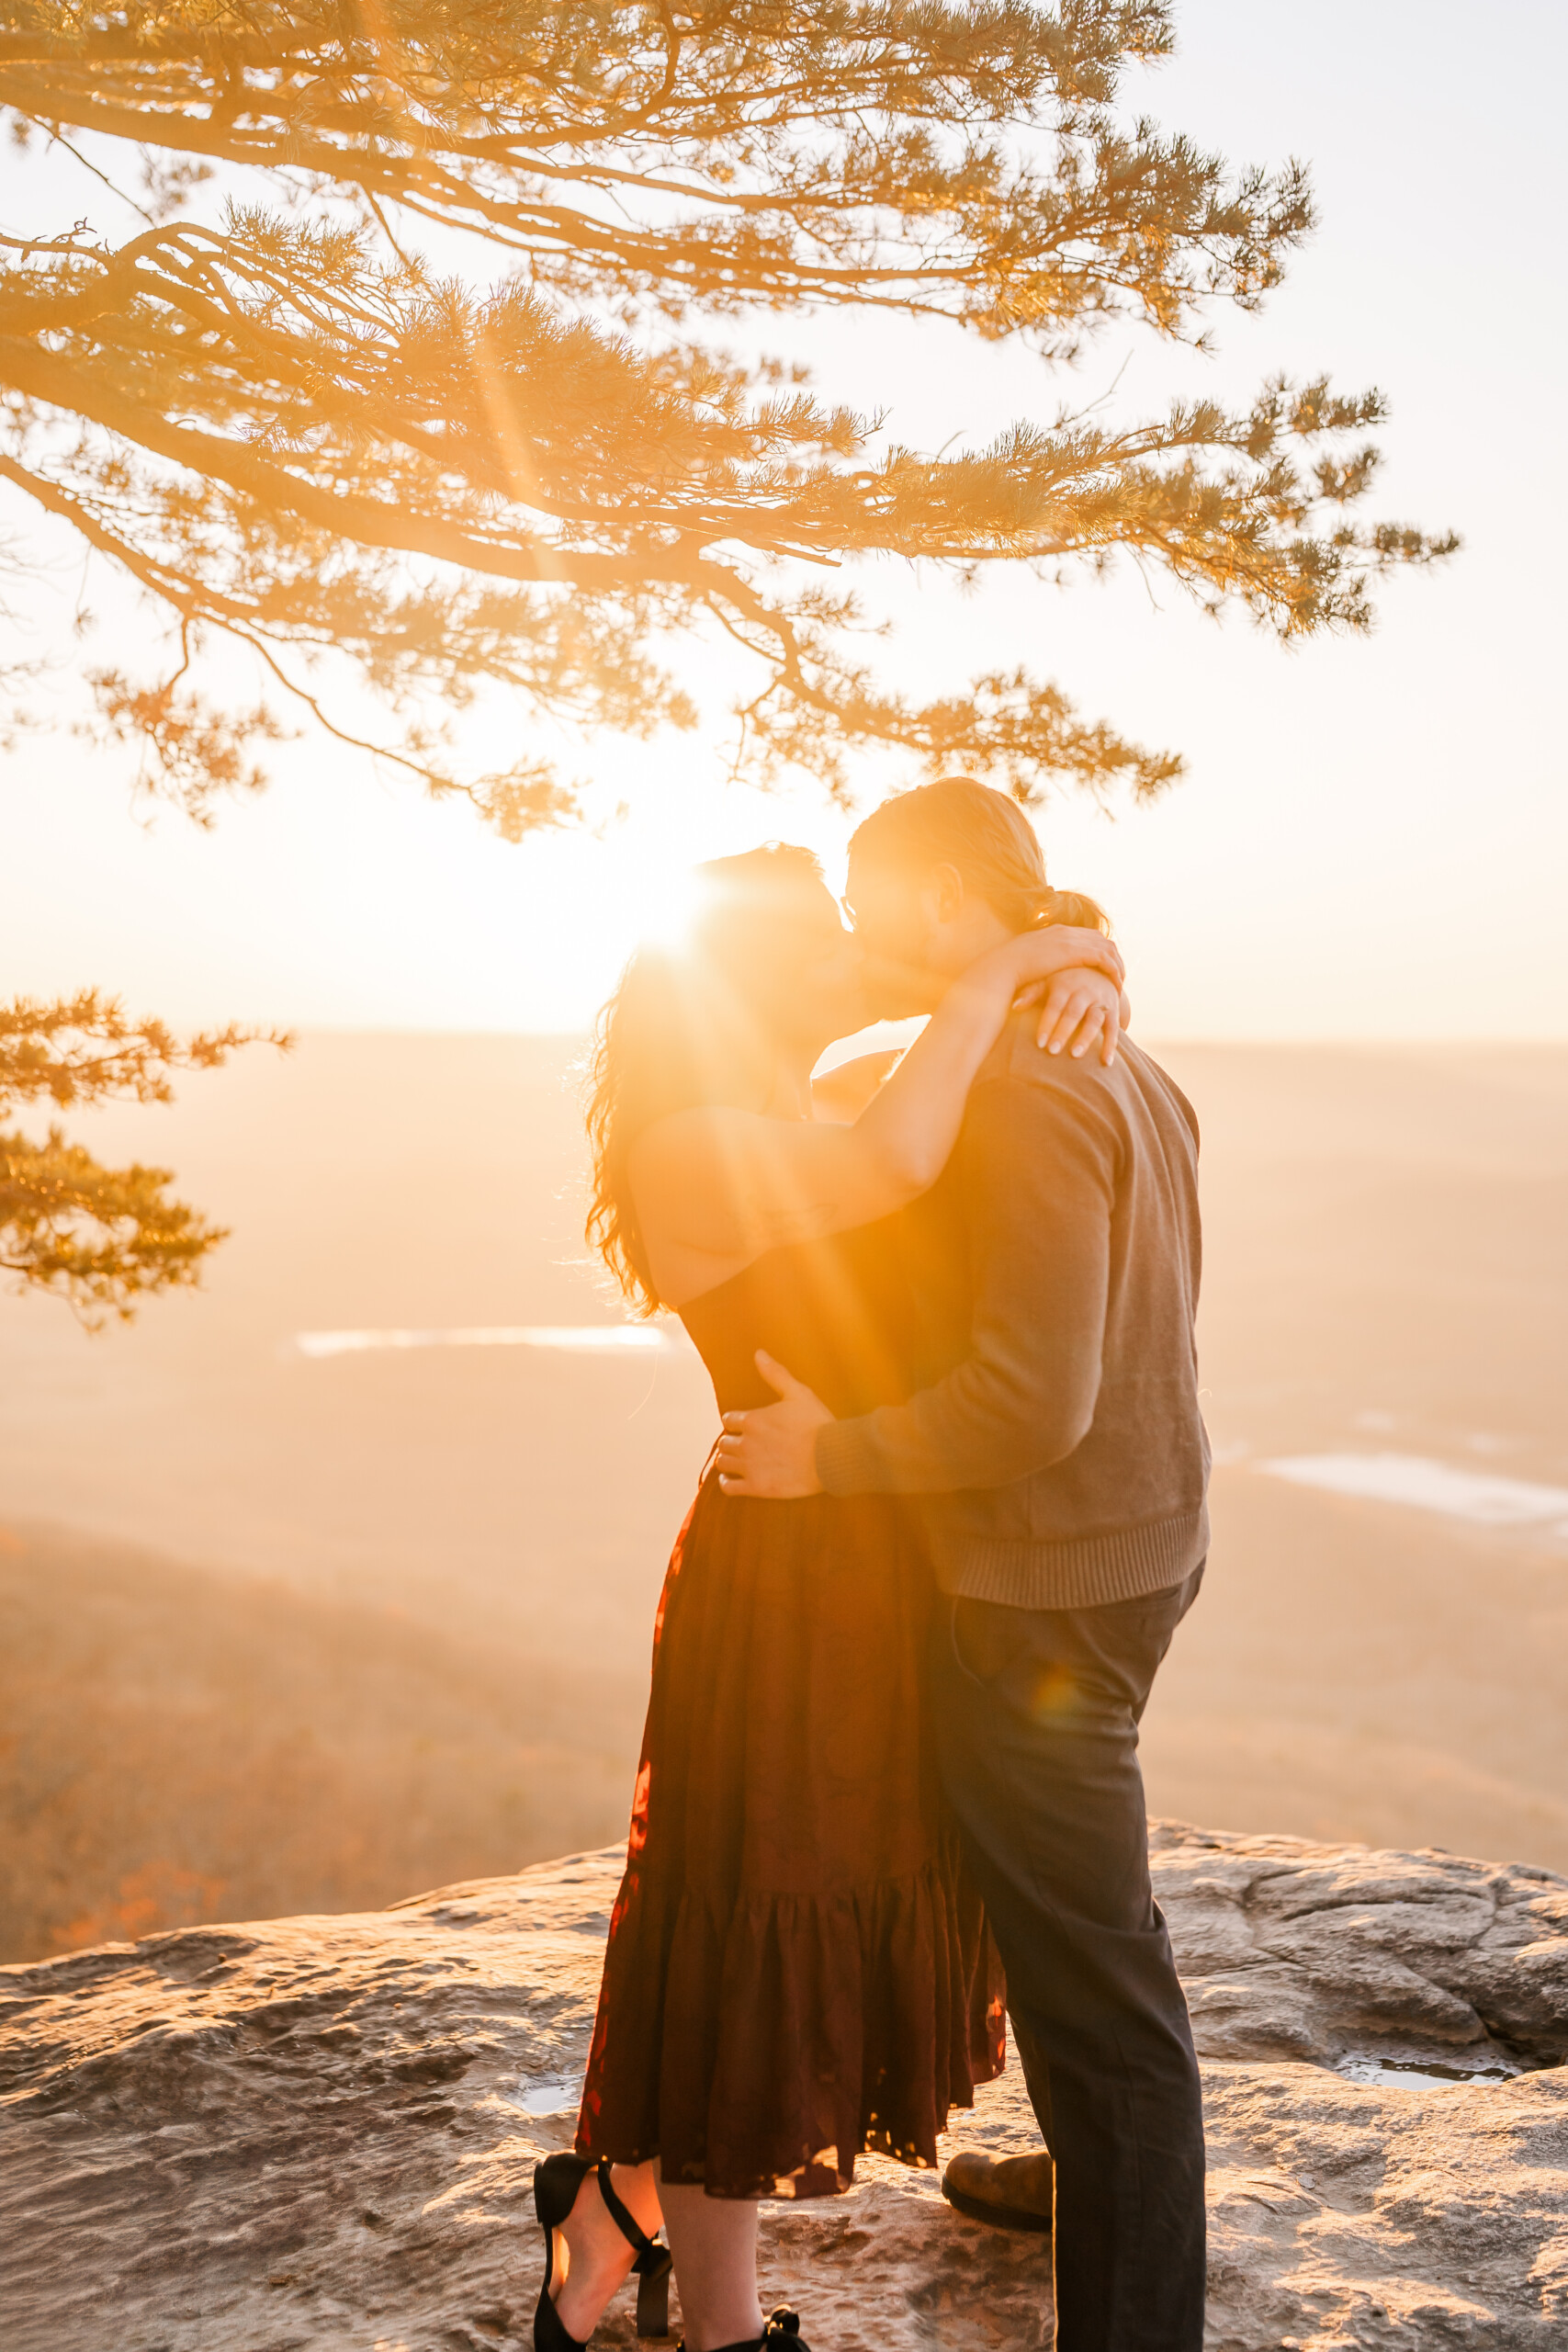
[575,1220,1006,2200]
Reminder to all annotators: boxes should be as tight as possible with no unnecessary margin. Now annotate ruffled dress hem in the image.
[576,1841,1005,2200]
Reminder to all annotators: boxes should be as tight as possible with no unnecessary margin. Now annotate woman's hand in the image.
[1032,967,1128,1066]
[968,925,1129,1067]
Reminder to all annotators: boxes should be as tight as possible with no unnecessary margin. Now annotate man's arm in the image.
[815,1072,1119,1496]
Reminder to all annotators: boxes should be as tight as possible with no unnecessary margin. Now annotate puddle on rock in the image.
[1335,2053,1520,2090]
[511,2074,585,2117]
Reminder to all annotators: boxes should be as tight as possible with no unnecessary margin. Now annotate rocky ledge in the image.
[2,1826,1565,2352]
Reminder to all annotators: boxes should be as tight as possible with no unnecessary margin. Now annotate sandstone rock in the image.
[1152,1825,1568,2070]
[2,1828,1564,2351]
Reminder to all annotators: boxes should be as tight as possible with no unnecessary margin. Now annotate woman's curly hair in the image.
[584,843,828,1317]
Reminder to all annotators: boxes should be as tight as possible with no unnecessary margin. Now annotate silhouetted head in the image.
[845,777,1108,1015]
[585,843,866,1313]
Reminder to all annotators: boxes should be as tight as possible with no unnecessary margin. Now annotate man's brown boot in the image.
[941,2148,1055,2233]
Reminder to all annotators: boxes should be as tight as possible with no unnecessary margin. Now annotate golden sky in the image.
[4,0,1564,1040]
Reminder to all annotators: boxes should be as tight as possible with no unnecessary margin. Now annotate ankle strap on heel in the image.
[687,2307,806,2352]
[594,2158,673,2338]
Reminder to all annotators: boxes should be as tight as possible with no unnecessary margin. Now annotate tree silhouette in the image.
[2,0,1454,825]
[0,994,284,1320]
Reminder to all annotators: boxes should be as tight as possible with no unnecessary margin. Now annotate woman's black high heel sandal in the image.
[696,2305,808,2352]
[534,2152,673,2350]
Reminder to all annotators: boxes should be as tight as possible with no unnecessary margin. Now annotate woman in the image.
[535,844,1124,2352]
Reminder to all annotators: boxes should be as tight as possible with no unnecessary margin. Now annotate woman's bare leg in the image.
[549,2161,663,2341]
[658,2181,763,2352]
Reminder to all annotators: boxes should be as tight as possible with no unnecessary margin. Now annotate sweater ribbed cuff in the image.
[815,1415,889,1497]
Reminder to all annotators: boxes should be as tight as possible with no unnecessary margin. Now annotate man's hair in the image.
[849,776,1108,935]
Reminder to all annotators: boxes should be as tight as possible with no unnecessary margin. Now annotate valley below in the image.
[2,1035,1564,1960]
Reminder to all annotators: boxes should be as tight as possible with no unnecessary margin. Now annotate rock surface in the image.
[2,1826,1565,2351]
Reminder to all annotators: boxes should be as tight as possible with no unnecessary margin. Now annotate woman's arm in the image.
[629,926,1124,1300]
[810,1047,906,1125]
[812,969,1129,1127]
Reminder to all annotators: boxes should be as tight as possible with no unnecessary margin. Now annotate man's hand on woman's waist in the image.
[716,1351,831,1498]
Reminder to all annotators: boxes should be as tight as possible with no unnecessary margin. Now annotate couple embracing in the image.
[534,779,1211,2352]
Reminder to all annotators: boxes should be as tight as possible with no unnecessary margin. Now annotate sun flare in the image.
[634,859,708,954]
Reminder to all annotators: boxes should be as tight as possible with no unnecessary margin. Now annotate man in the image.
[717,778,1211,2352]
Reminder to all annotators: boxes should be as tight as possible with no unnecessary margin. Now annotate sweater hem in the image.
[931,1503,1209,1611]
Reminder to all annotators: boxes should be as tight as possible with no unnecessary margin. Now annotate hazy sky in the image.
[4,0,1565,1038]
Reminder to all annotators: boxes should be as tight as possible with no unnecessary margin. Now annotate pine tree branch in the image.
[0,2,1454,822]
[1,336,666,590]
[0,1123,227,1323]
[0,992,288,1112]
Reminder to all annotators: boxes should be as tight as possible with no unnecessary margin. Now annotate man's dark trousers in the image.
[931,1566,1207,2352]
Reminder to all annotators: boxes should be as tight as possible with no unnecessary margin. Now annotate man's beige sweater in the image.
[814,1023,1211,1611]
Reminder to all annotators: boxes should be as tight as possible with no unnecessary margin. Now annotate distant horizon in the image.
[224,1026,1568,1048]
